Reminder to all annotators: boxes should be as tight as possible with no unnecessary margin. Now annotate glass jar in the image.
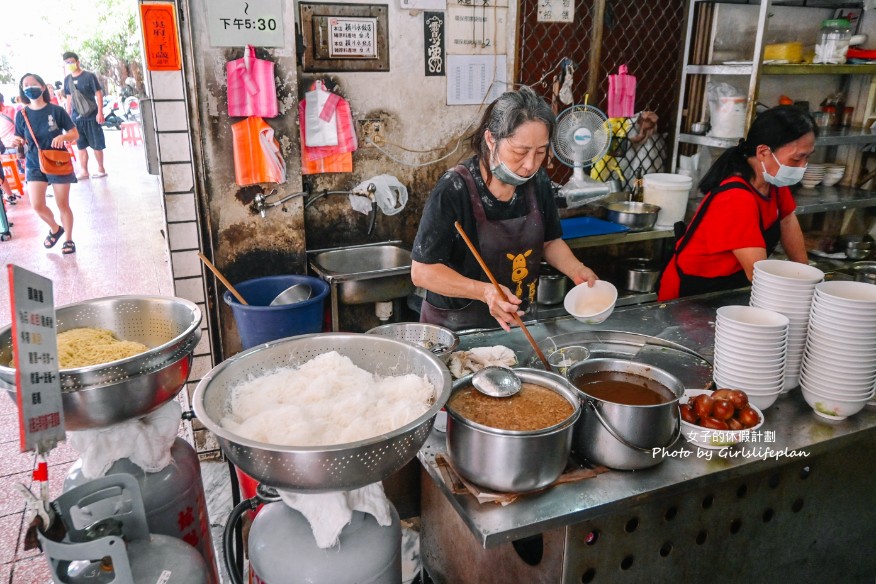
[814,19,852,64]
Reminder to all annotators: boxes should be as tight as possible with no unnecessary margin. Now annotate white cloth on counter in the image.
[277,482,392,549]
[448,345,517,379]
[67,400,181,479]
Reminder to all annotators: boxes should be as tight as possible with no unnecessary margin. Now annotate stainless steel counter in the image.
[418,289,876,549]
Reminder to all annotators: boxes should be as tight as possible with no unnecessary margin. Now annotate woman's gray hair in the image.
[470,86,555,184]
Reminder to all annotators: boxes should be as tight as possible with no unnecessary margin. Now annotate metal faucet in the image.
[366,183,378,236]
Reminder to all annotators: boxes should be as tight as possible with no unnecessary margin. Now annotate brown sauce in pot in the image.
[572,371,675,405]
[447,382,573,431]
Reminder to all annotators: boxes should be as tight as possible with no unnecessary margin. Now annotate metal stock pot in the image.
[445,368,580,492]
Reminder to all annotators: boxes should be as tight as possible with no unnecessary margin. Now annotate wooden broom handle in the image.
[454,222,552,371]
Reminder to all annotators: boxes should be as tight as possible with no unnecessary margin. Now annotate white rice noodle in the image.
[222,351,434,447]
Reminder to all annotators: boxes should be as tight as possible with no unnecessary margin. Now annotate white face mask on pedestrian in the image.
[488,140,537,186]
[762,151,806,187]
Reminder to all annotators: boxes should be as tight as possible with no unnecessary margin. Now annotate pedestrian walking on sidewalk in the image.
[13,73,79,255]
[62,51,107,180]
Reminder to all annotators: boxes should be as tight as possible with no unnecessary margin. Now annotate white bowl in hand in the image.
[564,280,618,324]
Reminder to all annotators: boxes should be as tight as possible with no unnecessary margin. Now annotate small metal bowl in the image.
[602,201,661,232]
[690,122,709,135]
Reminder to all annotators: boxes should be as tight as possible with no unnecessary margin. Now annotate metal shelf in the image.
[793,184,876,214]
[565,228,675,250]
[678,127,876,149]
[685,64,753,75]
[762,63,876,75]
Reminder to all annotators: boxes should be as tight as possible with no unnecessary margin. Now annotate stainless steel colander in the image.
[0,295,202,429]
[192,333,452,492]
[365,322,459,363]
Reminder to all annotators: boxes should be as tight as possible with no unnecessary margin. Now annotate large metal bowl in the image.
[602,201,661,232]
[192,333,452,491]
[365,322,460,363]
[0,295,201,429]
[0,295,202,390]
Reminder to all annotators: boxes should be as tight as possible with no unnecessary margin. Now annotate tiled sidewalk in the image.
[0,132,178,582]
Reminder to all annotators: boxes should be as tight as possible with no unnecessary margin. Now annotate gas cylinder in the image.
[64,437,219,583]
[40,474,209,584]
[248,501,402,584]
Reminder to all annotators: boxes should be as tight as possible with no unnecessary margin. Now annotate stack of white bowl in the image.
[714,305,789,410]
[800,163,826,189]
[749,259,824,391]
[820,164,845,187]
[799,281,876,420]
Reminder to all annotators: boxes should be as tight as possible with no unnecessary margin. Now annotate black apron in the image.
[420,164,544,330]
[663,179,781,298]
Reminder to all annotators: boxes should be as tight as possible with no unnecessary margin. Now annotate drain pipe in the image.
[375,301,393,321]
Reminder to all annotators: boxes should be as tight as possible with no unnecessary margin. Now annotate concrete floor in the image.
[0,132,234,582]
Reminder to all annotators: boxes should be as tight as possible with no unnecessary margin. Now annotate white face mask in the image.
[762,151,806,187]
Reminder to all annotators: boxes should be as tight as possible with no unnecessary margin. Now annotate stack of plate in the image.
[750,259,824,391]
[799,281,876,420]
[714,305,789,410]
[800,163,826,188]
[820,164,845,187]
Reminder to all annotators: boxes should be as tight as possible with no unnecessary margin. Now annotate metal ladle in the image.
[472,366,522,398]
[270,283,312,306]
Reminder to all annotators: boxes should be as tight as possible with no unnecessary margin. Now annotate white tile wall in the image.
[168,221,200,250]
[158,134,192,163]
[174,276,207,304]
[154,101,189,132]
[170,249,202,278]
[165,193,198,222]
[193,328,211,356]
[192,354,213,380]
[161,163,194,193]
[150,71,185,100]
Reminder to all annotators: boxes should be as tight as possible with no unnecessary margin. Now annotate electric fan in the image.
[551,104,613,206]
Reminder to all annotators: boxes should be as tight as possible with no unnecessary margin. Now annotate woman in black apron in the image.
[411,86,598,331]
[657,106,817,302]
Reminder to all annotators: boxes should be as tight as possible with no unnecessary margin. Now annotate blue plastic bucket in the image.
[223,275,329,349]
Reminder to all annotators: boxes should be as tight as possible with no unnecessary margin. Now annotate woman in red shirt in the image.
[658,106,817,301]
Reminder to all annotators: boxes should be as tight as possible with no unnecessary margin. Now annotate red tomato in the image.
[699,416,729,431]
[680,403,698,424]
[712,399,735,421]
[729,390,749,410]
[737,406,761,428]
[693,394,714,419]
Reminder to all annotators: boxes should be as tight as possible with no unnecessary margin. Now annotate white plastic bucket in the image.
[642,173,693,228]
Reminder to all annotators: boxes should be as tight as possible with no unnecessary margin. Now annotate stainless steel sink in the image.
[309,242,415,329]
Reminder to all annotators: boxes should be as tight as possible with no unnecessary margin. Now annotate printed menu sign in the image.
[8,266,64,453]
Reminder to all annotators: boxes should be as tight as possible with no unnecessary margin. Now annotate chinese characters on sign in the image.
[446,54,507,105]
[446,6,507,55]
[424,12,446,77]
[537,0,575,23]
[8,266,64,453]
[329,17,378,58]
[206,0,285,47]
[140,3,182,71]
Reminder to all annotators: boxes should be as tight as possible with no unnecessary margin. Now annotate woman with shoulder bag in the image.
[657,106,816,301]
[13,73,79,254]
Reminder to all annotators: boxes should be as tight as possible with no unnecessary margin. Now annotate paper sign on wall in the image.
[140,3,182,71]
[207,0,286,47]
[329,17,378,58]
[400,0,447,10]
[537,0,575,23]
[424,12,446,76]
[447,54,507,105]
[446,5,507,55]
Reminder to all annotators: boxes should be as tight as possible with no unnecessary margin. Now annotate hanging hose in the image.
[227,460,243,574]
[223,496,260,584]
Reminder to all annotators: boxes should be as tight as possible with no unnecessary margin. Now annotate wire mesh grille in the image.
[517,0,685,189]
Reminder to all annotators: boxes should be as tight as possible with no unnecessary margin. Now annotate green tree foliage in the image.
[62,0,143,94]
[0,55,13,85]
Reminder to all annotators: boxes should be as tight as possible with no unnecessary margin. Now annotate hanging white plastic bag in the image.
[304,80,339,147]
[706,83,747,139]
[349,175,409,216]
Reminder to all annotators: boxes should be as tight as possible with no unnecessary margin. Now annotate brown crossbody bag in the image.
[22,109,74,176]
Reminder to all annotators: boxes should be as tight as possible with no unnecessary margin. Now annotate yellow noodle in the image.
[56,328,148,368]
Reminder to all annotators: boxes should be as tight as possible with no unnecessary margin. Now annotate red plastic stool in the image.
[120,121,143,146]
[1,155,24,196]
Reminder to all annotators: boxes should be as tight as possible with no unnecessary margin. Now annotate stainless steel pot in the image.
[602,201,661,232]
[568,358,683,470]
[621,258,661,293]
[537,264,569,305]
[446,368,581,492]
[851,261,876,284]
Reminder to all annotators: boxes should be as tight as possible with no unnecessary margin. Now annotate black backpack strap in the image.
[672,180,752,257]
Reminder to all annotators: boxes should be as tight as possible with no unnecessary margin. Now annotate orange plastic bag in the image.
[231,117,286,186]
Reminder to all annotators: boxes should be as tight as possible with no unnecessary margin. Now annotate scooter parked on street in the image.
[102,97,124,130]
